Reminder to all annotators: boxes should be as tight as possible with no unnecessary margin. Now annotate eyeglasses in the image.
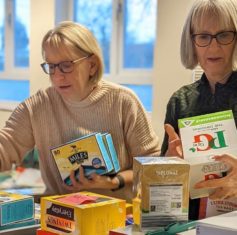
[41,55,90,75]
[192,31,236,47]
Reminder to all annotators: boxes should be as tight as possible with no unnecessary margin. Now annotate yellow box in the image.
[40,191,126,235]
[133,156,190,229]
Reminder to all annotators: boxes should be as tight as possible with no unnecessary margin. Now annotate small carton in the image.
[133,157,190,230]
[204,197,237,218]
[102,133,120,174]
[0,191,34,226]
[178,110,237,199]
[51,133,114,185]
[0,202,40,230]
[40,191,126,235]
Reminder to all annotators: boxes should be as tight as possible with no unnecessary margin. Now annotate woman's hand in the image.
[195,154,237,200]
[165,124,183,158]
[63,166,119,192]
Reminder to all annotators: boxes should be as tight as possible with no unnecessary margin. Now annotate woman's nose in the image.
[208,37,220,48]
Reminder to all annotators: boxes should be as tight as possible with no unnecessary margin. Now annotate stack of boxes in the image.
[38,191,126,235]
[36,133,125,234]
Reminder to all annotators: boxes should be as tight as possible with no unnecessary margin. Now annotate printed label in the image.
[149,184,183,215]
[46,203,75,233]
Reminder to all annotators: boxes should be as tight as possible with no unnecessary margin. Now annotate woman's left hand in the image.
[63,166,118,192]
[194,154,237,200]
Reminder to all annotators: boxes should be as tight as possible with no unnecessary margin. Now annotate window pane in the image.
[122,84,152,112]
[0,79,29,101]
[0,0,4,71]
[123,0,157,69]
[14,0,30,67]
[73,0,112,73]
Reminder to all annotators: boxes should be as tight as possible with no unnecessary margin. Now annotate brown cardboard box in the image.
[133,156,190,230]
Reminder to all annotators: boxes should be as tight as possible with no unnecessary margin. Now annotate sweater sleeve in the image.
[0,102,35,170]
[122,91,160,158]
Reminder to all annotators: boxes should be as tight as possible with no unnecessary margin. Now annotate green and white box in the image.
[178,110,237,199]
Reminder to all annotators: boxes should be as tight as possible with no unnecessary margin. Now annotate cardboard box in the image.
[0,191,34,226]
[37,228,59,235]
[203,197,237,218]
[196,210,237,235]
[41,191,126,235]
[178,110,237,198]
[133,157,190,230]
[102,133,120,174]
[51,133,114,185]
[0,202,40,230]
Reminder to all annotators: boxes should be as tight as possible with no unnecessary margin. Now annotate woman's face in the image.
[193,18,236,84]
[43,45,97,102]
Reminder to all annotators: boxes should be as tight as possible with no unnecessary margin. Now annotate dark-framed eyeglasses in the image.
[192,31,236,47]
[40,55,90,75]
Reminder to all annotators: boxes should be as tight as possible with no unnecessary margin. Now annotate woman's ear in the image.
[89,54,99,76]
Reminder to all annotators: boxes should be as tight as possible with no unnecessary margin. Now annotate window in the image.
[0,0,30,103]
[0,0,4,71]
[73,0,157,111]
[0,0,157,112]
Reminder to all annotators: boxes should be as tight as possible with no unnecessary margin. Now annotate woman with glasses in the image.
[0,21,160,201]
[160,0,237,220]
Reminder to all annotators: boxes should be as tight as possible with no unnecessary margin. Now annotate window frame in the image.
[0,0,29,81]
[56,0,155,85]
[0,0,155,110]
[110,0,153,85]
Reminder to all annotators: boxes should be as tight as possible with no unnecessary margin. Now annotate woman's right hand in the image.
[63,166,119,192]
[195,154,237,200]
[165,124,183,158]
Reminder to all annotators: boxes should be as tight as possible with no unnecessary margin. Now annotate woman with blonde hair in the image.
[0,21,160,201]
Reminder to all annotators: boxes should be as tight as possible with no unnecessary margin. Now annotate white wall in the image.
[0,111,11,128]
[30,0,54,94]
[152,0,195,141]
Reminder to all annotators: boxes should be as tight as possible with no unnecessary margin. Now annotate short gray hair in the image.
[41,21,104,84]
[180,0,237,70]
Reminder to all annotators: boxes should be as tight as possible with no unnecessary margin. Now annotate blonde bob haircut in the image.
[41,21,104,84]
[180,0,237,70]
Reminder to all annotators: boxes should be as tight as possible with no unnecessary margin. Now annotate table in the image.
[0,224,40,235]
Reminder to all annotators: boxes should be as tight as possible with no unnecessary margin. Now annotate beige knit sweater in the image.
[0,80,160,201]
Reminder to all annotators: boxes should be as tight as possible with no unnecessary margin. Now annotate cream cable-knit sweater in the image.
[0,80,160,201]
